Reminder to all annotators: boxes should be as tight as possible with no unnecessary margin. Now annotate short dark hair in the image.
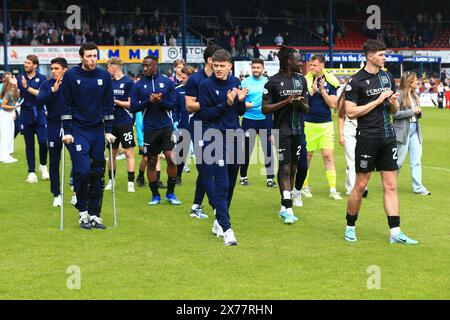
[363,39,387,56]
[203,45,222,63]
[79,43,98,57]
[310,55,326,64]
[143,55,158,62]
[26,55,39,66]
[251,58,264,66]
[50,57,68,69]
[211,49,232,63]
[278,46,298,72]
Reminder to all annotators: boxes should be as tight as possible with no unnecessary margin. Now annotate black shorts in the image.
[111,123,136,149]
[355,136,398,173]
[144,127,176,156]
[276,135,302,166]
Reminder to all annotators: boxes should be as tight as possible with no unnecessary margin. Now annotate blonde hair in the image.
[107,57,124,67]
[400,71,420,108]
[180,66,195,76]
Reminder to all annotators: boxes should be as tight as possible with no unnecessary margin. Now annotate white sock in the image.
[280,205,286,212]
[286,207,294,215]
[346,225,355,230]
[192,204,200,211]
[390,227,401,237]
[241,176,247,180]
[330,187,337,193]
[283,191,291,199]
[79,211,88,218]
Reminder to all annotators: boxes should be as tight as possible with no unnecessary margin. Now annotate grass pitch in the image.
[0,108,449,299]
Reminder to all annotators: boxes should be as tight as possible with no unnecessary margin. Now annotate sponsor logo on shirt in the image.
[114,89,125,96]
[279,89,303,97]
[365,87,391,96]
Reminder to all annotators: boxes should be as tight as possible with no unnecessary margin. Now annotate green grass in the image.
[1,108,449,300]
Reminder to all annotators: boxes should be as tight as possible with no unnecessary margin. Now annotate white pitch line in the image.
[423,166,450,173]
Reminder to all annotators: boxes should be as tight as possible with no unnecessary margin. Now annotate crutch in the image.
[60,139,65,231]
[109,143,117,227]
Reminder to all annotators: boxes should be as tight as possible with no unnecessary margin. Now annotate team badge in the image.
[366,80,370,85]
[280,82,284,87]
[360,160,368,169]
[76,80,81,85]
[97,79,103,86]
[263,88,268,95]
[120,83,125,88]
[215,90,219,96]
[76,145,82,152]
[159,83,164,88]
[381,76,389,85]
[35,78,40,83]
[144,85,147,89]
[294,80,301,87]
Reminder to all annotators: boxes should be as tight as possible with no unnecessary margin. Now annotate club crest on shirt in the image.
[215,90,219,96]
[144,85,147,89]
[294,80,301,87]
[263,88,268,95]
[76,145,82,152]
[381,76,389,85]
[280,82,284,87]
[120,83,125,88]
[366,80,370,85]
[159,83,164,88]
[35,78,40,83]
[97,79,103,86]
[76,80,81,85]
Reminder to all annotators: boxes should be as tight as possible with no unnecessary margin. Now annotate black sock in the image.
[167,177,176,195]
[138,169,145,178]
[149,181,160,197]
[346,213,358,227]
[177,163,184,178]
[128,171,135,182]
[387,216,400,229]
[281,198,293,208]
[157,171,161,181]
[108,170,116,180]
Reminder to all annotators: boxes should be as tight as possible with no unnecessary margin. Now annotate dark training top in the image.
[263,72,308,136]
[345,68,396,139]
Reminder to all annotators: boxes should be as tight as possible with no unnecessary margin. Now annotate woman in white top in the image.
[393,71,430,195]
[0,73,20,163]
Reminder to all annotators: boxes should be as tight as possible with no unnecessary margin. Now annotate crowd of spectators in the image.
[0,0,449,49]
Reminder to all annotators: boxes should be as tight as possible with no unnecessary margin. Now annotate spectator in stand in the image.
[274,33,284,46]
[168,34,177,46]
[284,32,291,46]
[253,43,261,59]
